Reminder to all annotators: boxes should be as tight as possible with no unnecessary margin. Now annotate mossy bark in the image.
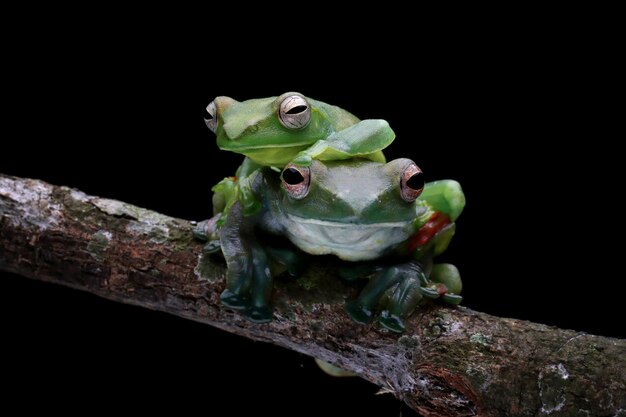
[1,174,624,417]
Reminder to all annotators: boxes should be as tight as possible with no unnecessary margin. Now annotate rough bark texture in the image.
[0,173,624,417]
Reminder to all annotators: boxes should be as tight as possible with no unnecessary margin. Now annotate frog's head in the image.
[204,92,359,165]
[275,158,428,261]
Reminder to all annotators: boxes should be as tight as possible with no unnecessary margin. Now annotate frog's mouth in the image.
[225,142,312,150]
[283,214,414,262]
[220,143,312,166]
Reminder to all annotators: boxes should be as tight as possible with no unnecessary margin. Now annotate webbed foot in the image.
[244,305,273,323]
[424,263,463,305]
[193,214,221,242]
[203,240,221,254]
[378,311,406,333]
[220,289,249,310]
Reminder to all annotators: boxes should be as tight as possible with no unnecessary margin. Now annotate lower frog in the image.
[197,158,465,332]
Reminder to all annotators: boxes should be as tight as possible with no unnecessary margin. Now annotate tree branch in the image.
[0,173,624,417]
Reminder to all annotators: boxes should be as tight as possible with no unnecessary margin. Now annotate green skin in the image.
[207,92,395,217]
[203,158,465,333]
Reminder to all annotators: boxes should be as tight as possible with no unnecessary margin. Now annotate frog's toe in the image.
[344,301,375,324]
[442,293,463,305]
[292,154,313,167]
[244,305,273,323]
[430,263,462,295]
[421,285,443,299]
[192,220,210,241]
[193,214,222,241]
[378,311,406,333]
[202,240,222,254]
[220,289,249,310]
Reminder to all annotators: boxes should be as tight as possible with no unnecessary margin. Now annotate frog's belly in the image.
[282,215,414,261]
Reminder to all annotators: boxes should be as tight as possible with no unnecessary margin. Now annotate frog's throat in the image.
[228,144,311,166]
[282,214,415,262]
[286,216,413,229]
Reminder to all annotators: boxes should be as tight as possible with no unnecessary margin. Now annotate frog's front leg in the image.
[292,119,394,166]
[219,202,273,322]
[378,274,423,332]
[345,260,427,332]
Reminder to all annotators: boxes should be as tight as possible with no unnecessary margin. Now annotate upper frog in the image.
[205,92,397,218]
[205,92,394,167]
[206,158,465,332]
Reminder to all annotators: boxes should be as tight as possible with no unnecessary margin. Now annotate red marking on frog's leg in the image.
[434,283,448,295]
[406,212,452,254]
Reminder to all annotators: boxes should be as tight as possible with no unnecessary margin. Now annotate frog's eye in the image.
[204,101,218,133]
[281,164,311,199]
[401,163,424,202]
[279,95,311,129]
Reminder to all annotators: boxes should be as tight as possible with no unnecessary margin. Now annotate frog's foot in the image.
[244,305,273,323]
[220,289,249,310]
[192,214,221,242]
[423,263,463,305]
[203,240,222,254]
[346,261,426,332]
[378,311,406,333]
[314,359,357,378]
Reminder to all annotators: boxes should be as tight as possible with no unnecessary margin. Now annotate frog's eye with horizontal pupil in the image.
[401,164,425,202]
[279,95,311,129]
[281,164,311,199]
[204,101,217,133]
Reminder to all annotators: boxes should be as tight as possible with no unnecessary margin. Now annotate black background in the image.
[1,19,622,416]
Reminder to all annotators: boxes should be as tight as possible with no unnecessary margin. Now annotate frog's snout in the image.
[213,96,237,116]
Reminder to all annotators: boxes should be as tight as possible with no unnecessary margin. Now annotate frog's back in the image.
[308,98,360,131]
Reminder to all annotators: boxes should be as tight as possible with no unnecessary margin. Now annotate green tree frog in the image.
[197,158,465,333]
[205,92,395,217]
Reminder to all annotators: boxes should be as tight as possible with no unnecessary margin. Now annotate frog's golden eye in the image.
[204,101,218,133]
[401,163,424,202]
[281,164,311,199]
[279,95,311,129]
